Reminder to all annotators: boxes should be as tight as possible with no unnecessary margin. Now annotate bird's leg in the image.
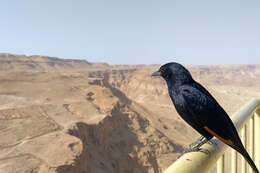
[191,137,210,154]
[182,137,210,155]
[189,136,205,149]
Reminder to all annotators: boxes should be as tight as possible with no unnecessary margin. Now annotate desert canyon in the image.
[0,53,260,173]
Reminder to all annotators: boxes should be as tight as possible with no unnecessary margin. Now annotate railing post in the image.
[217,155,224,173]
[254,111,260,171]
[241,126,247,173]
[231,149,237,173]
[249,116,254,173]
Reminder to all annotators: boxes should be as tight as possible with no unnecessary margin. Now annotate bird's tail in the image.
[238,147,259,173]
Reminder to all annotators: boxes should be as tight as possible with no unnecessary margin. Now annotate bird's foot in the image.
[186,146,210,154]
[178,137,210,158]
[179,146,210,158]
[196,148,210,155]
[207,140,217,146]
[189,136,205,149]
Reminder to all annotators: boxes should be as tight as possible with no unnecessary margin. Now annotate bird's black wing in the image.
[179,84,216,122]
[179,84,238,144]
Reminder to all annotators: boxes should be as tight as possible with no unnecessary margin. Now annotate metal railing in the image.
[163,98,260,173]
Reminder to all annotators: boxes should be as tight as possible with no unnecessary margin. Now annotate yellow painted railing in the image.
[163,98,260,173]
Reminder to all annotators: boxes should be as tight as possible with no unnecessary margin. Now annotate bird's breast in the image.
[169,90,188,114]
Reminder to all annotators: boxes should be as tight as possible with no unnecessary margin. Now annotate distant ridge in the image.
[0,53,109,72]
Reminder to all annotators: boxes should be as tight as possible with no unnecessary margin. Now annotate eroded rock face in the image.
[56,79,180,173]
[63,102,177,173]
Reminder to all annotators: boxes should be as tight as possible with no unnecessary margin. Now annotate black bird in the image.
[152,62,259,173]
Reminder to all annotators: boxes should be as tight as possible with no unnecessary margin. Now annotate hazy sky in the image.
[1,0,260,65]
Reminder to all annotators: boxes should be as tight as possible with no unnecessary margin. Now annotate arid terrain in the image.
[0,53,260,173]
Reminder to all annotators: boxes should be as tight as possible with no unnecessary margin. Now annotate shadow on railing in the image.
[163,98,260,173]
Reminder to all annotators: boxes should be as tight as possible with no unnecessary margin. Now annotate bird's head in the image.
[152,62,193,86]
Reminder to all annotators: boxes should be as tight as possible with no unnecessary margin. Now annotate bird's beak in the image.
[151,71,161,77]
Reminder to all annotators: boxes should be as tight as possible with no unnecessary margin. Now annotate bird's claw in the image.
[197,148,210,155]
[207,140,217,146]
[179,146,210,158]
[188,147,210,155]
[189,142,197,149]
